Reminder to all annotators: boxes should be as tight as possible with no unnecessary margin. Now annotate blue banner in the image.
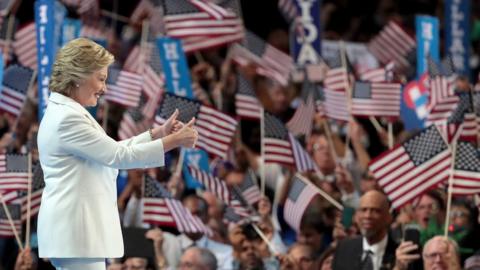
[290,0,322,66]
[445,0,470,78]
[35,0,65,120]
[182,149,210,189]
[416,16,440,79]
[61,18,81,46]
[400,81,428,130]
[157,37,194,98]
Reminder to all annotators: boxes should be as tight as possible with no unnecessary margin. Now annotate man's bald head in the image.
[357,190,392,244]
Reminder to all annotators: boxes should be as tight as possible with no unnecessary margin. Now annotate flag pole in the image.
[387,122,393,149]
[296,173,344,211]
[252,223,279,255]
[339,41,352,159]
[260,107,266,196]
[0,194,23,250]
[444,140,458,237]
[25,152,32,248]
[100,9,131,24]
[3,15,15,65]
[322,120,339,164]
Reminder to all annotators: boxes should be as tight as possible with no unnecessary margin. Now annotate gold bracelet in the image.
[149,128,154,141]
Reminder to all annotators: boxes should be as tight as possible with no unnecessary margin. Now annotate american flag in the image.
[0,204,21,237]
[263,112,319,173]
[235,73,262,119]
[13,22,36,69]
[277,0,298,23]
[14,163,44,220]
[142,175,210,234]
[154,93,238,159]
[351,81,402,118]
[367,21,416,70]
[286,80,316,136]
[236,169,261,205]
[118,107,152,140]
[427,56,456,107]
[450,141,480,195]
[324,51,351,92]
[284,174,318,232]
[0,153,29,192]
[104,67,143,107]
[425,95,459,126]
[230,31,293,86]
[0,64,34,116]
[369,126,451,209]
[188,166,231,203]
[124,44,165,118]
[359,62,395,82]
[162,0,244,53]
[444,92,477,143]
[0,190,18,203]
[322,87,350,121]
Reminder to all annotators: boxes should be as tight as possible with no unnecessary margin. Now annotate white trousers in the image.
[50,258,106,270]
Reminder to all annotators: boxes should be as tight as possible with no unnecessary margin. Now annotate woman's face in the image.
[75,66,108,107]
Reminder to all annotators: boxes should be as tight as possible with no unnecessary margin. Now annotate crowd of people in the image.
[2,0,480,269]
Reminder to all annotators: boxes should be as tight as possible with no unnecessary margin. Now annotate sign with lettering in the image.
[290,0,322,66]
[157,37,194,99]
[445,0,470,77]
[416,15,440,79]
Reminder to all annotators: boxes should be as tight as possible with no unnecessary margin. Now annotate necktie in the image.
[362,250,374,270]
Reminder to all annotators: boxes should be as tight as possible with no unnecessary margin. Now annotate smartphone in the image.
[403,224,421,252]
[341,206,355,229]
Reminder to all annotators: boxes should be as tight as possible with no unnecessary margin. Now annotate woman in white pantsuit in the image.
[37,38,198,270]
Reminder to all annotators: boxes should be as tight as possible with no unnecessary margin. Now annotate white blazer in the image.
[37,92,165,258]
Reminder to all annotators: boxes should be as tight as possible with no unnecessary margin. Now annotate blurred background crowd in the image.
[2,0,480,269]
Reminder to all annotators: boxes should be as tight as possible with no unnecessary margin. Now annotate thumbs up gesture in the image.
[163,109,184,136]
[175,117,198,148]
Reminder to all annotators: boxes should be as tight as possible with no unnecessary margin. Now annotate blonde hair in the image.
[49,38,114,97]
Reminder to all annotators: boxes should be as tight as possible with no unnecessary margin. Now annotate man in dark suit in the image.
[333,190,397,270]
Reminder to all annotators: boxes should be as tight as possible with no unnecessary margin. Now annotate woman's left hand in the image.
[151,109,184,139]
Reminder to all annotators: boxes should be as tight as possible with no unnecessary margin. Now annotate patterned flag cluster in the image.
[0,153,29,192]
[124,44,165,118]
[367,21,416,70]
[369,126,451,209]
[450,142,480,195]
[231,31,293,86]
[236,169,261,206]
[234,73,262,119]
[263,112,319,173]
[0,64,34,116]
[104,67,143,108]
[427,57,456,107]
[188,166,231,203]
[351,81,402,118]
[284,174,318,232]
[13,22,36,69]
[324,51,350,92]
[162,0,244,53]
[286,80,316,136]
[142,175,210,234]
[321,87,350,122]
[155,93,238,159]
[359,62,394,82]
[0,204,21,237]
[117,108,152,140]
[15,163,44,220]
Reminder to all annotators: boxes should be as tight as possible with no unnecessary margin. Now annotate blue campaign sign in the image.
[416,15,440,79]
[157,37,194,99]
[61,18,81,46]
[35,0,56,120]
[290,0,322,66]
[445,0,470,78]
[182,149,210,189]
[400,81,428,130]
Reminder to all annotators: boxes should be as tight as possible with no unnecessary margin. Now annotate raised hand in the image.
[176,118,198,148]
[163,109,180,136]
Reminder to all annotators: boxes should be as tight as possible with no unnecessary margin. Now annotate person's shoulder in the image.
[335,236,363,252]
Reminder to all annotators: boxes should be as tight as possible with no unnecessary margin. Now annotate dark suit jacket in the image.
[332,235,397,270]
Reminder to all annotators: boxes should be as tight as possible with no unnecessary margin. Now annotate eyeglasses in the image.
[450,210,469,218]
[423,251,447,261]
